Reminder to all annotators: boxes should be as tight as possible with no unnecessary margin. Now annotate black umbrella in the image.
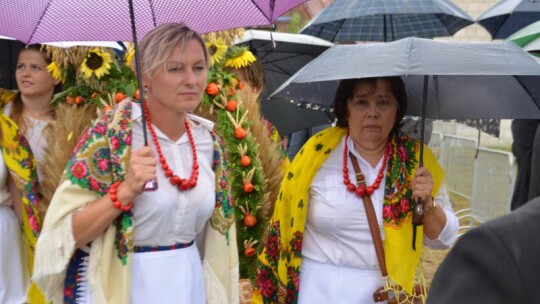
[300,0,474,42]
[0,38,24,90]
[271,37,540,246]
[235,29,335,135]
[477,0,540,39]
[270,37,540,159]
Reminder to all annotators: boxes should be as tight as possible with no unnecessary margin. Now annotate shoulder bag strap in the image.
[349,152,388,277]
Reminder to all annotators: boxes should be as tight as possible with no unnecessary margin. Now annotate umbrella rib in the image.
[265,53,312,64]
[330,19,348,42]
[250,0,272,23]
[148,0,158,27]
[487,14,510,39]
[514,76,540,113]
[405,38,414,76]
[266,62,295,76]
[27,0,54,44]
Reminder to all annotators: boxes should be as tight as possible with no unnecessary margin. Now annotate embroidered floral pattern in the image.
[289,231,303,258]
[212,131,234,221]
[63,249,88,304]
[383,133,419,228]
[0,114,44,259]
[286,266,300,304]
[65,102,132,264]
[64,101,233,265]
[133,240,194,253]
[256,266,278,303]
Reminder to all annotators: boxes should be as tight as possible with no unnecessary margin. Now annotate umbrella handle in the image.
[128,0,158,192]
[144,179,158,191]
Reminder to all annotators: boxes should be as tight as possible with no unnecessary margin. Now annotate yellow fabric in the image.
[253,126,444,302]
[0,113,47,303]
[386,141,443,293]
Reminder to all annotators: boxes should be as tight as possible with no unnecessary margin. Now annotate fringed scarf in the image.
[33,100,238,303]
[0,108,47,303]
[254,126,443,303]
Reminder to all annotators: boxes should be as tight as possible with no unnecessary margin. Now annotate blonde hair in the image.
[237,60,265,96]
[136,23,209,78]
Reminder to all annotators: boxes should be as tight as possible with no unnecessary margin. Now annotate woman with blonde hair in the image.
[33,23,238,304]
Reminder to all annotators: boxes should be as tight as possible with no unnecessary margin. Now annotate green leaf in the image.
[125,84,136,98]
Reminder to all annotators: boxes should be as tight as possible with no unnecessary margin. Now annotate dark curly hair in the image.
[332,77,407,134]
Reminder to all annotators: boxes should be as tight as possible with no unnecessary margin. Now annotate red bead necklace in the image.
[343,134,390,197]
[143,101,199,191]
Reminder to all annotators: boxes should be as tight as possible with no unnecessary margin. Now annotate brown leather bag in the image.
[349,153,427,304]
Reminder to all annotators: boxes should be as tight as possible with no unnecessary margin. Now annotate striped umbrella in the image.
[477,0,540,40]
[507,20,540,51]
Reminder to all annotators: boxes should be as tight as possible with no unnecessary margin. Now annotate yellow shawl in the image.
[0,110,47,302]
[254,126,443,303]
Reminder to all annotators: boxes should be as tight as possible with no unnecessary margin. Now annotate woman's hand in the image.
[121,146,157,201]
[72,147,157,248]
[412,166,434,204]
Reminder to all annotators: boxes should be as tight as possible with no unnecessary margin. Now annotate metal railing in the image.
[428,133,516,234]
[435,134,478,200]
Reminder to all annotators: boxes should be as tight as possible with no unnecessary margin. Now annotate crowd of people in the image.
[0,22,537,304]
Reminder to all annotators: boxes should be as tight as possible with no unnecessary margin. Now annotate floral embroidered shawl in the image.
[33,100,239,303]
[254,126,443,303]
[0,101,47,303]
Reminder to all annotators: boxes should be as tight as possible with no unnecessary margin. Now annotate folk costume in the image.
[254,126,458,303]
[33,100,239,304]
[0,97,48,303]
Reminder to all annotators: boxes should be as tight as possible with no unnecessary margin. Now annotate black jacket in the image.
[427,197,540,304]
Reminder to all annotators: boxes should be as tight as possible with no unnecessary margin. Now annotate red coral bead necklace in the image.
[143,101,199,191]
[343,134,390,197]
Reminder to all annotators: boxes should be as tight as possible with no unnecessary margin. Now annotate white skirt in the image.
[0,205,29,304]
[298,257,385,304]
[84,243,205,304]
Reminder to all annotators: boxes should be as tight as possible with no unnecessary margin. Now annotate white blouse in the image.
[130,103,215,247]
[302,136,458,269]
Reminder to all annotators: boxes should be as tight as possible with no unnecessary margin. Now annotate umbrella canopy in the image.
[477,0,540,39]
[0,0,308,44]
[270,37,540,120]
[0,38,23,90]
[300,0,474,42]
[0,35,125,50]
[235,29,334,134]
[0,36,126,90]
[507,19,540,51]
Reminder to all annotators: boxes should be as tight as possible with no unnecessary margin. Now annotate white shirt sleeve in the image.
[423,185,459,249]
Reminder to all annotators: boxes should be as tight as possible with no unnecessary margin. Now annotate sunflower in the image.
[80,48,113,79]
[47,61,62,81]
[206,38,228,66]
[125,44,135,68]
[224,46,256,69]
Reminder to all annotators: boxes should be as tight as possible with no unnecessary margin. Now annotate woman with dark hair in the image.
[254,77,458,303]
[0,44,59,303]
